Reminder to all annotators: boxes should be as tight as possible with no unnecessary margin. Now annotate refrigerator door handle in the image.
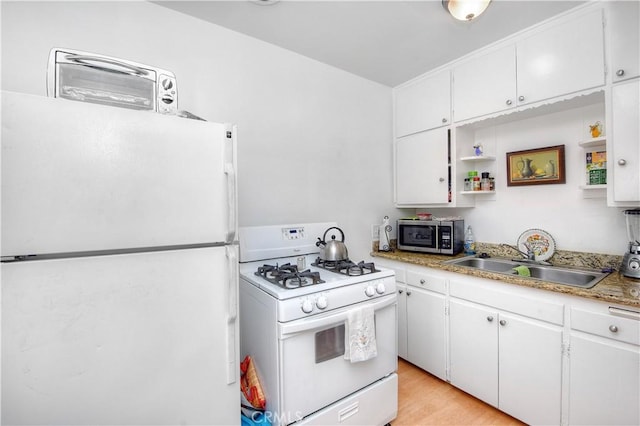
[225,245,238,384]
[225,163,237,244]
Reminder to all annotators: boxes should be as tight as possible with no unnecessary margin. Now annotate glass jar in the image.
[481,172,491,191]
[473,176,481,191]
[464,178,472,191]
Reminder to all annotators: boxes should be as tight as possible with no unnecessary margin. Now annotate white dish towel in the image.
[344,305,377,363]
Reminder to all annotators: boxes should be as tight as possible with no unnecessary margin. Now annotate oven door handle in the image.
[278,294,396,337]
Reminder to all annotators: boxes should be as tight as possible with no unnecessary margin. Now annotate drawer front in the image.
[571,307,640,346]
[450,277,564,325]
[406,269,446,294]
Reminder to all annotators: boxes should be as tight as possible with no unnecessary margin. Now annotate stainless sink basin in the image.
[444,256,610,289]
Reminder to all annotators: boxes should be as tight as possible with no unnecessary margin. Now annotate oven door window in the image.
[315,324,345,363]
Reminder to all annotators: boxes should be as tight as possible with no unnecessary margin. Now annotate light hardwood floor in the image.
[393,359,525,426]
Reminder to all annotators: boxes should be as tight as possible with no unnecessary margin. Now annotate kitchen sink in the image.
[444,256,610,289]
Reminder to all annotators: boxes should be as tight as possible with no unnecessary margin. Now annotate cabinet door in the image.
[611,79,640,203]
[569,334,640,425]
[516,9,605,105]
[406,287,447,380]
[397,283,408,360]
[609,1,640,82]
[394,70,451,137]
[449,299,499,407]
[453,45,517,122]
[395,127,449,205]
[498,313,562,425]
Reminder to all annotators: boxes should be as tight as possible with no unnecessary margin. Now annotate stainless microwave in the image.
[47,48,177,114]
[397,219,465,255]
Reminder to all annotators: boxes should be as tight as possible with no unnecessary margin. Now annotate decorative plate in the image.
[517,228,556,261]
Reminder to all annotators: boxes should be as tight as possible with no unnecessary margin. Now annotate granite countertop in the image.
[371,242,640,308]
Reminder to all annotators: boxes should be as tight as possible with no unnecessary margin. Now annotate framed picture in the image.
[506,145,566,186]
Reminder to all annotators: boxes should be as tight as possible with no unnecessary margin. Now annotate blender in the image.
[621,209,640,278]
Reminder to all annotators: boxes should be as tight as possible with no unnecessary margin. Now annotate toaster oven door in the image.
[48,50,157,111]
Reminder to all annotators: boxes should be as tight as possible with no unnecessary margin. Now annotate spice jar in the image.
[464,178,472,191]
[481,172,491,191]
[473,176,481,191]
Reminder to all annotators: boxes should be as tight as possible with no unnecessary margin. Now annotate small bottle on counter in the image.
[464,178,472,191]
[464,226,476,255]
[481,172,491,191]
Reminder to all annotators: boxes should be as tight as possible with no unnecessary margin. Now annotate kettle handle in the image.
[323,226,345,242]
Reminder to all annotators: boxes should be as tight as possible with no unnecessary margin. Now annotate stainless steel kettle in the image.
[316,227,349,261]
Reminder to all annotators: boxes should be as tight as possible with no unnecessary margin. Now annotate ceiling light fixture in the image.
[442,0,492,22]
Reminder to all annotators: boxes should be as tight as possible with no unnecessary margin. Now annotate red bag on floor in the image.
[241,355,266,410]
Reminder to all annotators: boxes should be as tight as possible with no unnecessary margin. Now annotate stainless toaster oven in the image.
[47,48,177,114]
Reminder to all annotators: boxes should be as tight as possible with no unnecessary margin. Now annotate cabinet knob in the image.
[518,95,525,102]
[618,159,627,166]
[442,118,448,123]
[487,316,494,322]
[420,279,426,284]
[398,289,404,294]
[499,319,507,326]
[609,325,619,333]
[616,69,625,77]
[439,177,445,182]
[406,291,412,296]
[506,99,512,106]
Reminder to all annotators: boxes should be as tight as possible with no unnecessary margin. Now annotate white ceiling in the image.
[155,0,585,87]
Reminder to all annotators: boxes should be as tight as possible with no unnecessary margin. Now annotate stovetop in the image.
[312,257,380,276]
[239,254,394,300]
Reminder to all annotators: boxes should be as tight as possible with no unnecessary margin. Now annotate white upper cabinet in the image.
[610,79,640,204]
[395,127,449,206]
[516,9,605,106]
[608,0,640,82]
[394,70,451,138]
[453,45,517,122]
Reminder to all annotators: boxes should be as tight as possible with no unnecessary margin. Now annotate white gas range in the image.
[238,222,398,426]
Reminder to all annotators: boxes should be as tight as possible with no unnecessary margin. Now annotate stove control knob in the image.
[316,296,328,310]
[376,282,386,294]
[365,286,376,297]
[301,299,314,314]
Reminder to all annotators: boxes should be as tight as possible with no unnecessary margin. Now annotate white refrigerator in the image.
[1,91,239,425]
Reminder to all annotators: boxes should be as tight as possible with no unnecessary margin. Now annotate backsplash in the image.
[373,239,622,270]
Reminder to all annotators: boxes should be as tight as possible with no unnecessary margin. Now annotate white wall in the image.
[1,1,398,261]
[424,102,629,256]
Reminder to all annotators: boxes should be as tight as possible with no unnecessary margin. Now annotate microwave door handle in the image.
[64,54,149,77]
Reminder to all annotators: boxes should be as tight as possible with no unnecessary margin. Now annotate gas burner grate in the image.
[312,258,380,276]
[255,262,325,288]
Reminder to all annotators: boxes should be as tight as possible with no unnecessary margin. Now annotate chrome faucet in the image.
[500,243,552,266]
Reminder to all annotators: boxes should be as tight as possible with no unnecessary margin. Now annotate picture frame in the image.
[506,145,566,186]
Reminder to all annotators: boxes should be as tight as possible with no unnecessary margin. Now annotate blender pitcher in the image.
[621,209,640,278]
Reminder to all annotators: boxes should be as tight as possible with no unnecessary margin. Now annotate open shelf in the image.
[578,136,606,148]
[460,155,496,162]
[579,184,607,190]
[460,190,496,195]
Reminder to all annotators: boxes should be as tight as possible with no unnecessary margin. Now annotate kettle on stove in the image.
[316,227,349,261]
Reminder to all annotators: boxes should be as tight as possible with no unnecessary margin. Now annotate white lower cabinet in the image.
[404,283,446,380]
[568,305,640,425]
[375,257,640,425]
[449,299,498,406]
[449,298,563,425]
